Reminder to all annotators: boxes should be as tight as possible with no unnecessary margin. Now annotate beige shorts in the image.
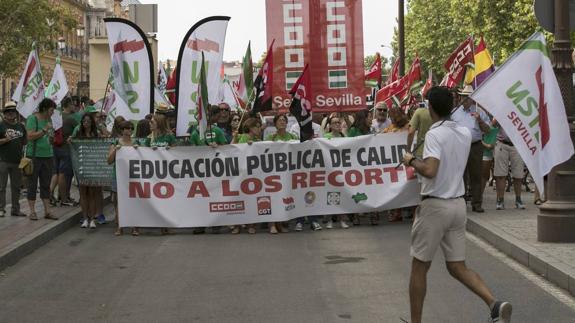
[494,141,524,178]
[411,197,467,262]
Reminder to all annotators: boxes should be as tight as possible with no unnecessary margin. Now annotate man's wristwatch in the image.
[408,157,416,166]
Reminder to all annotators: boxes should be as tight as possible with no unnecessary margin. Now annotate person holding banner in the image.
[231,117,263,234]
[265,114,298,234]
[189,105,228,235]
[25,98,58,221]
[402,86,511,323]
[371,102,391,134]
[145,114,175,235]
[73,114,104,229]
[146,114,176,148]
[107,121,139,236]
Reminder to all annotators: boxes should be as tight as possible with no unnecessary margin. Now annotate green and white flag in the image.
[46,57,69,130]
[12,43,45,117]
[471,32,574,194]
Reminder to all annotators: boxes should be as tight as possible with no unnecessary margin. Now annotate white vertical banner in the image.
[12,44,45,117]
[471,32,574,194]
[46,57,70,130]
[104,18,154,122]
[175,16,230,136]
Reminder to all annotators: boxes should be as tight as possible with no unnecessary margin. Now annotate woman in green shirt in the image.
[346,109,372,137]
[323,115,346,139]
[146,114,176,148]
[264,114,297,234]
[231,117,262,234]
[73,113,104,229]
[107,121,139,236]
[26,98,58,221]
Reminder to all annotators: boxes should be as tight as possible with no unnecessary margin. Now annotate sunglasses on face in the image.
[122,127,134,130]
[232,118,240,122]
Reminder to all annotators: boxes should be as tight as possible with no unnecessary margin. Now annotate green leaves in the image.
[396,0,548,80]
[0,0,77,77]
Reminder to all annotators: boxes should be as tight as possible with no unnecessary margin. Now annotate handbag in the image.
[19,116,38,176]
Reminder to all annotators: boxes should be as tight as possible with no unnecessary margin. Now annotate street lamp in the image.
[76,25,85,97]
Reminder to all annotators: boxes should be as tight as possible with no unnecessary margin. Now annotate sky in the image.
[139,0,399,62]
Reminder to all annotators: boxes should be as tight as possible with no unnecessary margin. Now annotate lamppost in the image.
[538,0,575,242]
[76,25,85,98]
[398,0,405,76]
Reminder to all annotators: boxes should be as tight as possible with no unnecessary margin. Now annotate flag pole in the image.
[100,69,113,113]
[471,34,478,90]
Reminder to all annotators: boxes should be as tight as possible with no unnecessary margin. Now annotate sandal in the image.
[114,228,123,236]
[44,213,59,220]
[29,213,38,221]
[131,228,140,236]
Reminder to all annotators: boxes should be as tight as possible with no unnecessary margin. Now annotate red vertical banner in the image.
[266,0,366,112]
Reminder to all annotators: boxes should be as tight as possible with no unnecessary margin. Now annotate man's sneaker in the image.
[326,220,333,229]
[340,221,350,229]
[81,219,88,228]
[59,200,74,207]
[0,210,5,217]
[96,214,106,224]
[89,220,97,229]
[489,301,512,323]
[311,222,322,231]
[294,222,303,231]
[515,199,526,210]
[496,199,504,210]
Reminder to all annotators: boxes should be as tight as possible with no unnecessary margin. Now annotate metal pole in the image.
[537,0,575,242]
[398,0,405,76]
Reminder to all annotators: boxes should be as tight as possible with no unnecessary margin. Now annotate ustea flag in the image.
[104,18,154,121]
[12,43,45,117]
[176,16,229,136]
[45,57,69,105]
[471,32,574,194]
[197,52,210,139]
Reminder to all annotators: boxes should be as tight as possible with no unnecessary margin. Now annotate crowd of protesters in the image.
[0,85,533,235]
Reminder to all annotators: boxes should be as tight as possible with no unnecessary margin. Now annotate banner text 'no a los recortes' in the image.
[267,0,367,112]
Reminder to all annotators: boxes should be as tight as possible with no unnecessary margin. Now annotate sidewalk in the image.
[0,185,109,271]
[467,187,575,297]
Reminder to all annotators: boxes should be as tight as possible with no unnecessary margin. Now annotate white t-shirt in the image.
[371,118,391,133]
[289,122,323,138]
[420,120,471,198]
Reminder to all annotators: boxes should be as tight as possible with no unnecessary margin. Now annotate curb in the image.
[467,216,575,297]
[0,196,111,272]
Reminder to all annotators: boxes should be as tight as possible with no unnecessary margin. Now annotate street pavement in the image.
[0,206,574,323]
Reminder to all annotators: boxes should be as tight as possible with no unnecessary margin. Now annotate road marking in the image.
[467,233,575,311]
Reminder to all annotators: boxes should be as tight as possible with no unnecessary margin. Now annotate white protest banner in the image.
[104,18,154,121]
[46,57,69,130]
[12,43,45,117]
[471,32,574,194]
[116,133,420,227]
[175,16,230,136]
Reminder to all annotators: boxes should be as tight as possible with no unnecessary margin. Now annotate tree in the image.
[0,0,77,77]
[394,0,546,80]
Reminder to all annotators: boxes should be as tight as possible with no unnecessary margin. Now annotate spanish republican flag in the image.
[467,36,495,87]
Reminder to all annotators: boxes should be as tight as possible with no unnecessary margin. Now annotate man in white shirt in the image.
[370,101,392,133]
[402,87,511,323]
[450,85,491,212]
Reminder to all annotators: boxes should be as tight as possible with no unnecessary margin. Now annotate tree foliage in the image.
[0,0,77,77]
[393,0,546,79]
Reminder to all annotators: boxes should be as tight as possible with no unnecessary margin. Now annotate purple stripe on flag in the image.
[474,67,495,88]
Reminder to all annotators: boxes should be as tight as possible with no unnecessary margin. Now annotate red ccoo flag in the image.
[444,37,474,84]
[365,52,382,87]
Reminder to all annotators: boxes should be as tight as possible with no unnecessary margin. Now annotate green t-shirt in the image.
[61,111,78,147]
[266,132,298,142]
[189,126,228,146]
[145,133,176,148]
[323,132,345,139]
[237,134,261,144]
[483,127,500,159]
[0,122,27,163]
[25,115,53,158]
[346,127,367,137]
[72,111,83,124]
[408,108,433,158]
